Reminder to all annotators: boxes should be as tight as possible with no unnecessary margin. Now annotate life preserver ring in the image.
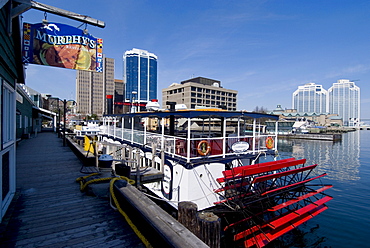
[265,137,274,149]
[197,140,211,156]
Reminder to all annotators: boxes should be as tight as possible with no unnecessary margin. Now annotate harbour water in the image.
[274,130,370,247]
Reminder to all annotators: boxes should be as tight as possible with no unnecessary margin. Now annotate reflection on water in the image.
[266,131,370,248]
[277,131,360,181]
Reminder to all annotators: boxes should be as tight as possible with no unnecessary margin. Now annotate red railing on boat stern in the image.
[214,158,333,248]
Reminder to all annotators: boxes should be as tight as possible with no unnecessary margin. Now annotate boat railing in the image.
[101,124,276,162]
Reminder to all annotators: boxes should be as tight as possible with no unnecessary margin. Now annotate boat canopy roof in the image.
[104,110,279,120]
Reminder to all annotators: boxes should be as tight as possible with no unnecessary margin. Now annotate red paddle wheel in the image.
[214,158,332,248]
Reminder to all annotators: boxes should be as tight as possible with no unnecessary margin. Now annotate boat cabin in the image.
[101,109,279,164]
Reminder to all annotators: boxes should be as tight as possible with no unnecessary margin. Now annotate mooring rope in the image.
[76,173,151,247]
[109,177,152,248]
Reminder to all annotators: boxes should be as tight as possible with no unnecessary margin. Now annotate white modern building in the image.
[328,79,360,126]
[292,83,328,113]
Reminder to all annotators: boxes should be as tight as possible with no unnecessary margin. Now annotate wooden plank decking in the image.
[0,132,145,248]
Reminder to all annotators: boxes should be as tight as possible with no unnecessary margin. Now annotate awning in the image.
[39,114,54,120]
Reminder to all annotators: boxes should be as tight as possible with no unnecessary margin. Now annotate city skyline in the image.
[21,1,370,118]
[293,80,360,126]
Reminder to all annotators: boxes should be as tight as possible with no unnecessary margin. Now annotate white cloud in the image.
[325,64,370,79]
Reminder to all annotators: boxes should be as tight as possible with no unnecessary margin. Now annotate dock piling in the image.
[178,201,221,248]
[197,212,221,248]
[178,201,198,234]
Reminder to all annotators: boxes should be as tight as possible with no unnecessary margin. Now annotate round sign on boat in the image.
[231,141,250,153]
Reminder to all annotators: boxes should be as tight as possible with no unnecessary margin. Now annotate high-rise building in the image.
[292,83,328,113]
[162,77,237,110]
[328,79,360,126]
[76,56,115,116]
[114,79,124,114]
[123,48,157,112]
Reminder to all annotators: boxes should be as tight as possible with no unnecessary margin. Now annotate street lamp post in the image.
[49,97,67,146]
[58,108,61,138]
[131,91,137,113]
[49,97,61,137]
[63,99,67,146]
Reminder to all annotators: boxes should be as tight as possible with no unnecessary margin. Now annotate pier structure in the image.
[0,132,145,247]
[0,132,209,248]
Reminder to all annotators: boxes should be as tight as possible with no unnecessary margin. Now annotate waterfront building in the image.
[162,77,237,110]
[76,56,115,116]
[123,48,157,112]
[0,6,25,220]
[268,105,342,132]
[292,83,328,113]
[328,79,360,126]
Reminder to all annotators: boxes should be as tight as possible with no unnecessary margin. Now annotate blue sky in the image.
[22,0,370,118]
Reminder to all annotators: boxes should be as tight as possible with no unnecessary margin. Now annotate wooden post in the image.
[197,212,221,248]
[178,201,198,234]
[178,202,221,248]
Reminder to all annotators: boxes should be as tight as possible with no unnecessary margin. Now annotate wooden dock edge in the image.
[66,136,96,166]
[113,180,209,248]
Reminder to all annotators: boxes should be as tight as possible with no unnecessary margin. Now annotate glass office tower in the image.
[328,79,360,126]
[123,48,157,111]
[292,83,328,113]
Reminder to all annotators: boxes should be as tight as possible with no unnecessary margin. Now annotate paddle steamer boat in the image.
[99,107,332,247]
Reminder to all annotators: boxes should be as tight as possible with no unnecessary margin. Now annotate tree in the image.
[86,114,98,120]
[253,106,268,113]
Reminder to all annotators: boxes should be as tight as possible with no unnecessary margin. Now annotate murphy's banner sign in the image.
[22,22,103,72]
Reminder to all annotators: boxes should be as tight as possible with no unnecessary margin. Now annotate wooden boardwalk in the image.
[0,132,145,248]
